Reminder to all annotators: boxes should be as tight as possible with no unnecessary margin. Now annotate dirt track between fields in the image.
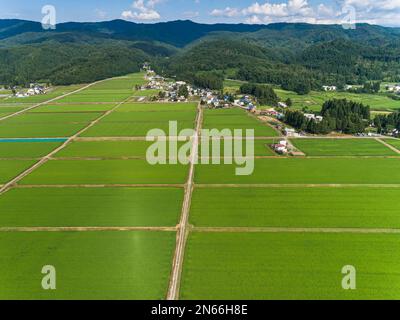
[0,226,177,232]
[15,184,184,188]
[191,226,400,234]
[167,103,202,301]
[375,138,400,154]
[195,183,400,188]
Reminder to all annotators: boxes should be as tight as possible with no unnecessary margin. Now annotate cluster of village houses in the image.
[323,84,400,94]
[142,65,304,138]
[322,85,354,91]
[13,84,46,98]
[143,65,400,139]
[386,84,400,94]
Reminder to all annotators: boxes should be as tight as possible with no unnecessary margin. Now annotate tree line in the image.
[284,99,370,134]
[239,83,279,106]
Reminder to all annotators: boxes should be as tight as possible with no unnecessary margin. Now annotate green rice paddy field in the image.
[30,103,117,113]
[292,138,399,156]
[0,188,182,227]
[385,139,400,151]
[1,72,400,300]
[55,140,188,158]
[4,85,83,104]
[203,109,278,137]
[275,88,400,112]
[181,232,400,300]
[190,187,400,228]
[199,139,276,157]
[195,158,400,184]
[19,160,188,185]
[0,142,62,158]
[0,231,176,300]
[0,160,36,183]
[223,79,399,111]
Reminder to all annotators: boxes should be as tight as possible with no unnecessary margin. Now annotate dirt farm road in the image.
[167,102,203,300]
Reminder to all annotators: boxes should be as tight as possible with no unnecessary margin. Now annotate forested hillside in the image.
[0,19,400,89]
[0,42,150,86]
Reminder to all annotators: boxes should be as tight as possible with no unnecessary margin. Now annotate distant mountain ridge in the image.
[0,19,399,88]
[1,19,399,48]
[0,19,268,47]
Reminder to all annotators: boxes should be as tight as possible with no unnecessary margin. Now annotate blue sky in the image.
[0,0,399,26]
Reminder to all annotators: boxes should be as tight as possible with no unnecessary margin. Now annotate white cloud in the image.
[211,7,241,18]
[244,2,288,17]
[183,11,200,19]
[121,0,162,21]
[210,0,400,26]
[246,15,263,24]
[95,8,107,19]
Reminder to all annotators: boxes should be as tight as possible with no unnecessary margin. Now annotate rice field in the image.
[0,142,62,158]
[30,104,117,113]
[0,188,183,227]
[203,109,278,137]
[181,232,400,300]
[0,160,36,183]
[4,85,83,104]
[0,231,176,300]
[384,139,400,151]
[275,88,400,112]
[55,140,188,158]
[190,187,400,228]
[292,138,399,156]
[1,72,399,300]
[19,160,188,185]
[222,79,399,111]
[195,158,400,184]
[0,74,181,299]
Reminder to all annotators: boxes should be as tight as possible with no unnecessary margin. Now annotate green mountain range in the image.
[0,19,399,90]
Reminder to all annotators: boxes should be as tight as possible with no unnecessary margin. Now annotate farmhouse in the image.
[322,85,337,91]
[272,140,288,154]
[284,128,299,137]
[387,84,400,93]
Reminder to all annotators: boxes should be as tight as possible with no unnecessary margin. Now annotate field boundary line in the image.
[51,156,191,161]
[74,136,192,141]
[15,184,184,188]
[0,91,138,196]
[69,136,400,141]
[289,136,400,139]
[192,227,400,234]
[0,79,109,122]
[0,226,177,232]
[195,184,400,188]
[375,138,400,154]
[197,155,400,159]
[0,157,40,161]
[167,102,202,301]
